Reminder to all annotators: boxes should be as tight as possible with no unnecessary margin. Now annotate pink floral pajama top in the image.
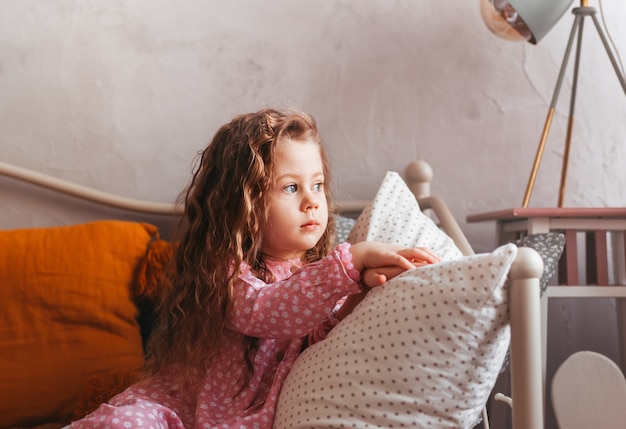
[69,244,361,429]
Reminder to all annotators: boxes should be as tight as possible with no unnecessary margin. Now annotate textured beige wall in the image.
[1,1,625,426]
[2,1,624,238]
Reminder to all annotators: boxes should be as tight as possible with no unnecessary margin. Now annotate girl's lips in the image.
[301,221,319,231]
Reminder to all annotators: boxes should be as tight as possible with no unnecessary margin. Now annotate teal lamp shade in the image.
[480,0,574,44]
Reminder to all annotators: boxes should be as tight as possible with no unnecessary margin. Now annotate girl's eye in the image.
[284,184,297,194]
[312,182,324,192]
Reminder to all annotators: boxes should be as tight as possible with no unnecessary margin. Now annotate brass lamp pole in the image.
[521,0,626,207]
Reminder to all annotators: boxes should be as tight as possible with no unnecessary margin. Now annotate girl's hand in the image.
[361,266,405,287]
[349,241,440,287]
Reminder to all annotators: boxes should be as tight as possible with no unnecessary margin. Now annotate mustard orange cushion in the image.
[0,221,158,427]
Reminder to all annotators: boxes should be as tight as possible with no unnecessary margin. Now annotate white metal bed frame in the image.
[0,159,545,429]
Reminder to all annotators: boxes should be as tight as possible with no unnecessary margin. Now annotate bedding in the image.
[274,171,514,428]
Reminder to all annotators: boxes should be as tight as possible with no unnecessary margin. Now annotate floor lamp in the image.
[481,0,626,207]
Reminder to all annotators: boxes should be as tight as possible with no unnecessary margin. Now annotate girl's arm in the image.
[348,241,440,275]
[228,246,361,340]
[229,242,440,340]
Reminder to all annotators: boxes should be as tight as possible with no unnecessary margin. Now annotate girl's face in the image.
[261,137,329,261]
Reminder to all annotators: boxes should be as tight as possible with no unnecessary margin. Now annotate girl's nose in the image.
[302,193,319,211]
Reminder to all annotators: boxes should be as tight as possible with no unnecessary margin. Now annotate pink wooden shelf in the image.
[467,207,626,287]
[467,207,626,223]
[467,206,626,397]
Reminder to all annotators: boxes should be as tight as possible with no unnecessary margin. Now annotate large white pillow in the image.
[274,172,515,429]
[275,244,515,428]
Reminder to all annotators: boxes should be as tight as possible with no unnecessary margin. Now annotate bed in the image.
[0,159,544,429]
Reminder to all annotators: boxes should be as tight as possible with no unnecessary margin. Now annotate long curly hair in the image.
[144,108,336,393]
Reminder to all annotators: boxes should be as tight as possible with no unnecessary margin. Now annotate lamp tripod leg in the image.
[521,15,582,208]
[590,14,626,95]
[559,117,575,207]
[524,7,626,208]
[523,110,554,208]
[558,14,585,208]
[559,9,626,207]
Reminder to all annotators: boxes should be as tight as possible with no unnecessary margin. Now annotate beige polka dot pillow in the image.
[347,171,463,261]
[274,172,515,429]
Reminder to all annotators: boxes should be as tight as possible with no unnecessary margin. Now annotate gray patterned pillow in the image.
[516,232,565,294]
[334,215,356,244]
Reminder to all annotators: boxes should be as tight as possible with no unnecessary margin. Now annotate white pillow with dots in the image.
[346,171,463,261]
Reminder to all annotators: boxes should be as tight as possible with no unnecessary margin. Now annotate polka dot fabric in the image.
[274,244,516,429]
[347,171,463,262]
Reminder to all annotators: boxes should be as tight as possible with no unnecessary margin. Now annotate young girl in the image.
[69,108,439,429]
